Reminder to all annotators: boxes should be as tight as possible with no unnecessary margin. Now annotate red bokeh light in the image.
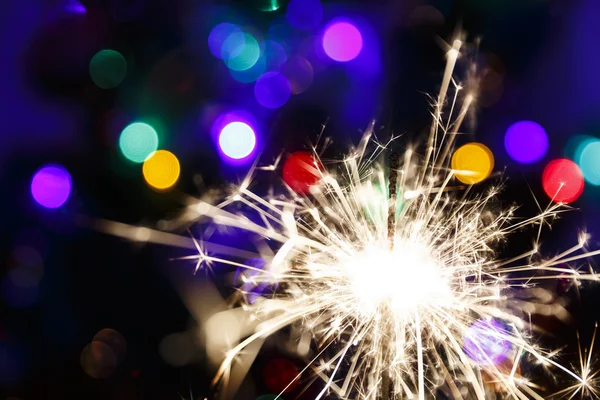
[282,151,321,194]
[542,158,584,203]
[262,358,299,394]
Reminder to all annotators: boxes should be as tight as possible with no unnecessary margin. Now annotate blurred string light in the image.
[286,0,323,30]
[463,319,511,365]
[119,122,159,163]
[142,150,180,190]
[254,71,291,108]
[31,165,72,209]
[89,49,127,89]
[577,138,600,185]
[218,122,257,161]
[542,158,584,203]
[451,142,494,184]
[504,120,548,164]
[322,20,363,62]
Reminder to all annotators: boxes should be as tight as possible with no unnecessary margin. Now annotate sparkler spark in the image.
[99,39,600,399]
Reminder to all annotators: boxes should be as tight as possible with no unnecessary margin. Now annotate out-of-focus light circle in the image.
[93,329,127,362]
[504,121,548,164]
[220,29,247,61]
[463,319,511,365]
[542,158,584,203]
[230,56,266,83]
[119,122,159,163]
[89,49,127,89]
[209,23,242,59]
[263,40,287,71]
[65,0,86,14]
[225,33,260,71]
[286,0,323,30]
[451,143,494,184]
[263,358,299,393]
[322,21,363,62]
[81,341,118,379]
[218,122,257,161]
[159,332,196,367]
[282,151,321,194]
[283,55,313,94]
[564,134,595,161]
[578,139,600,185]
[254,72,291,109]
[31,165,72,209]
[142,150,180,191]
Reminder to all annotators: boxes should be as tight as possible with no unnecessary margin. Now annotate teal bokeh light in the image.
[578,139,600,185]
[225,33,260,71]
[119,122,159,163]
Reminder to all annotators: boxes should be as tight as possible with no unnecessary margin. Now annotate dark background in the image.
[2,0,600,399]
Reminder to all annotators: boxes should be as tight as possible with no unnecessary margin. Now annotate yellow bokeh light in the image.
[142,150,180,190]
[451,142,494,184]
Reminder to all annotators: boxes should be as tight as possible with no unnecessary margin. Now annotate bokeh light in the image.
[577,139,600,185]
[263,40,287,71]
[282,151,321,193]
[322,21,363,62]
[65,0,86,14]
[159,332,196,367]
[254,71,291,109]
[263,358,299,393]
[142,150,180,191]
[283,55,313,94]
[451,143,494,184]
[93,329,127,362]
[225,33,260,71]
[230,56,266,83]
[119,122,159,163]
[564,134,595,161]
[463,319,511,365]
[209,23,243,59]
[542,158,584,203]
[286,0,323,30]
[504,120,548,164]
[89,49,127,89]
[81,341,117,379]
[219,122,257,161]
[31,165,72,208]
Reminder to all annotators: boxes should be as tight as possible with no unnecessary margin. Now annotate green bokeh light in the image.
[89,49,127,89]
[119,122,159,163]
[225,33,260,72]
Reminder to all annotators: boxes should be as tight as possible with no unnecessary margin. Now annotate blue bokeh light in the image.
[286,0,323,30]
[504,120,548,164]
[254,71,291,109]
[209,23,243,59]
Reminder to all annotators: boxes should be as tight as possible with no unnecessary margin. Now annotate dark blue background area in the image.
[2,0,600,399]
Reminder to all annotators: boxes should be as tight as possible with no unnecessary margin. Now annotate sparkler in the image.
[99,39,600,399]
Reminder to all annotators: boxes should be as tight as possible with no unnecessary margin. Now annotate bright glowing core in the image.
[345,240,450,315]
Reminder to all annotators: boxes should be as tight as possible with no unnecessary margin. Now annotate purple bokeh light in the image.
[463,319,511,365]
[254,71,291,109]
[322,21,363,62]
[286,0,323,31]
[65,0,86,14]
[31,165,72,209]
[504,120,548,164]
